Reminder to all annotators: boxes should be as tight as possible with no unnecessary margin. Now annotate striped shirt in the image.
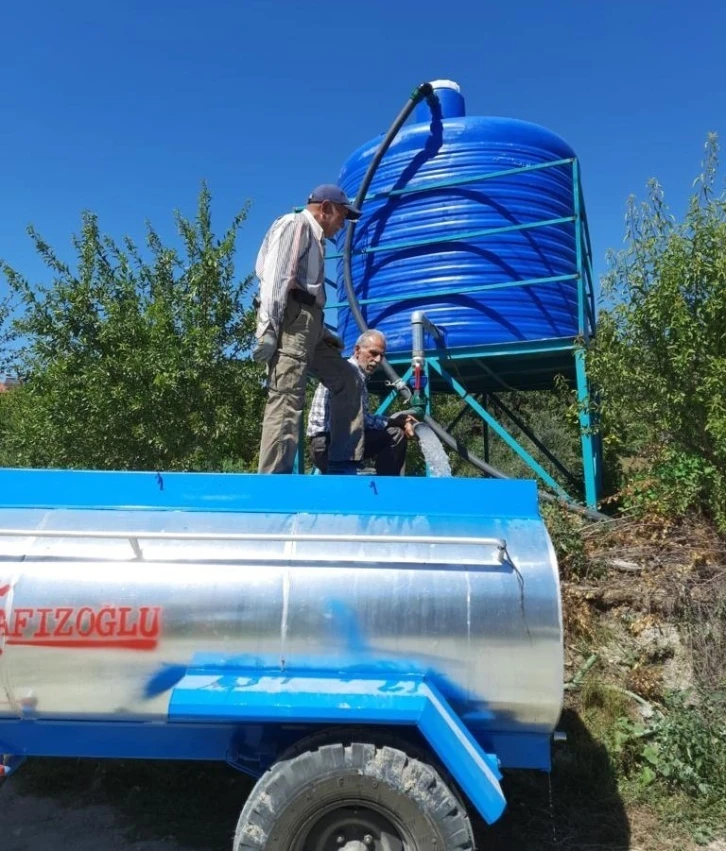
[307,357,388,437]
[254,208,326,337]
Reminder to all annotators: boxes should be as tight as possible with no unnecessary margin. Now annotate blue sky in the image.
[1,0,724,307]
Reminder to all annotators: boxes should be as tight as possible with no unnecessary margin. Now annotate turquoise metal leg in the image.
[422,360,433,477]
[428,359,572,501]
[487,393,579,489]
[482,393,490,465]
[573,157,600,506]
[575,346,598,508]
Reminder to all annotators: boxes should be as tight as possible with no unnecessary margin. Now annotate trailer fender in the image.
[169,669,507,825]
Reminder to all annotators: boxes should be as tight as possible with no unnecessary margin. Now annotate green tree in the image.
[589,135,726,527]
[0,184,266,472]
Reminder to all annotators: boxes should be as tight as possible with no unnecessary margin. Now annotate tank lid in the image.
[414,79,465,122]
[428,79,461,92]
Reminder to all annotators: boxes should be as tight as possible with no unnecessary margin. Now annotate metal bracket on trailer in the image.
[169,671,507,825]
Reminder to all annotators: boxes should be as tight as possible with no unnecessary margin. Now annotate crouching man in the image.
[307,329,417,475]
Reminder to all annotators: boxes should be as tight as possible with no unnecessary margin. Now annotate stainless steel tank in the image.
[0,471,562,738]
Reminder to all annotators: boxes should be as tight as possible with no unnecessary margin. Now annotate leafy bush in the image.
[590,135,726,530]
[0,185,265,472]
[614,689,726,803]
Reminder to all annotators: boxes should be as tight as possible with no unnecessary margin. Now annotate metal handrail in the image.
[328,273,579,311]
[328,215,575,261]
[0,528,509,564]
[296,157,576,213]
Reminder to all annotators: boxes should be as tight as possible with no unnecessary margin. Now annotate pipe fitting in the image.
[412,310,443,360]
[411,81,435,103]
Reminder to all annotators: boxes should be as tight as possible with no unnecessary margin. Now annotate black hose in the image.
[342,83,435,403]
[341,83,609,524]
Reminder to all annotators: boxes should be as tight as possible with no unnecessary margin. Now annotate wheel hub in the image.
[297,805,405,851]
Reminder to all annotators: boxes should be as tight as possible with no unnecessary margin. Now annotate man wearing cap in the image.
[252,185,364,474]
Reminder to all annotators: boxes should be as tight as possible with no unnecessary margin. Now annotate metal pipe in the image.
[0,527,506,549]
[412,311,425,362]
[410,311,444,418]
[411,310,443,359]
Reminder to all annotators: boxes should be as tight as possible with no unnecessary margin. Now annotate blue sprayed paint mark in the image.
[142,663,187,699]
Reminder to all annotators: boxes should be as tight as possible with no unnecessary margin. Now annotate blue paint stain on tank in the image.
[336,81,579,355]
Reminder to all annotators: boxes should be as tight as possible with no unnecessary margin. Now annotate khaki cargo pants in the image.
[258,298,364,474]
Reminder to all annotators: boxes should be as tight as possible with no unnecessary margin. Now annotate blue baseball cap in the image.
[307,184,362,220]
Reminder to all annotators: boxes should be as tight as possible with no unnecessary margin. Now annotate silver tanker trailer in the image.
[0,468,563,850]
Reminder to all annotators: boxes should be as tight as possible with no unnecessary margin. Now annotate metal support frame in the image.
[376,336,602,505]
[486,393,580,490]
[575,344,599,507]
[481,393,490,464]
[427,358,571,502]
[443,399,470,434]
[0,714,551,775]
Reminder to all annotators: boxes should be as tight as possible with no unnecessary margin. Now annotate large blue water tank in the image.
[335,81,579,355]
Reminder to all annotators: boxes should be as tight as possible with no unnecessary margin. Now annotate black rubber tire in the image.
[234,742,476,850]
[279,726,434,769]
[278,726,465,812]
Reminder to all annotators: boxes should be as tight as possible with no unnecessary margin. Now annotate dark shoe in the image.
[326,460,362,476]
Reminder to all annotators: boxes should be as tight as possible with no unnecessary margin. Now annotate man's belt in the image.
[290,289,317,307]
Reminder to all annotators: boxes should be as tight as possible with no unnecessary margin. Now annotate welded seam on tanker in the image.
[280,526,295,670]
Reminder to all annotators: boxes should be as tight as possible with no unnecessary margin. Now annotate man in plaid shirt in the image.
[307,330,417,475]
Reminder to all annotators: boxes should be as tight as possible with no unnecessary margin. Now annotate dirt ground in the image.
[0,760,249,851]
[3,755,720,851]
[0,756,619,851]
[1,782,179,851]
